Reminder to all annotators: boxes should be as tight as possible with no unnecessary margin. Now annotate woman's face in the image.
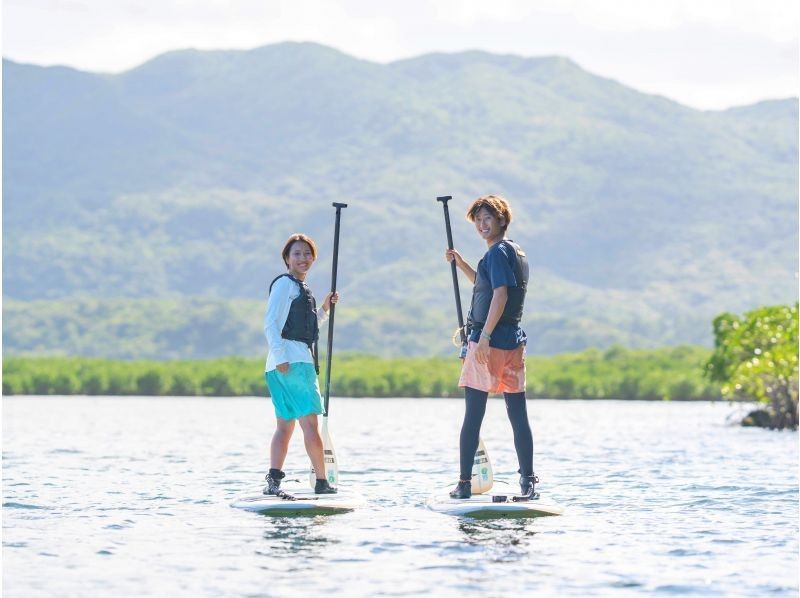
[286,241,315,278]
[473,207,505,243]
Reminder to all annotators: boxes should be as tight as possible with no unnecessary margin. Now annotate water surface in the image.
[3,397,798,596]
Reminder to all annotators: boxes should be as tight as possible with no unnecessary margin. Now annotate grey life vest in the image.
[467,240,529,330]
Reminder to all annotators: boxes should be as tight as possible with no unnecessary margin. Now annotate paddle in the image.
[437,196,468,359]
[310,202,347,489]
[437,196,494,494]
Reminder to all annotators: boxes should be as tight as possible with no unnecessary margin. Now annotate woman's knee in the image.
[298,415,320,435]
[275,418,295,436]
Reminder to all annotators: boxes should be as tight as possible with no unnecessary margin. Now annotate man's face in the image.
[473,207,505,242]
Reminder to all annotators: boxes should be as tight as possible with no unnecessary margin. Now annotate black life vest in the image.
[268,273,319,348]
[467,240,529,330]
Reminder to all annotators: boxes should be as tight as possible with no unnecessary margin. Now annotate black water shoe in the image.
[315,478,337,494]
[263,469,285,495]
[449,480,472,499]
[519,473,539,497]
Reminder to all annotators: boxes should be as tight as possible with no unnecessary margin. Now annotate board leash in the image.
[490,492,541,503]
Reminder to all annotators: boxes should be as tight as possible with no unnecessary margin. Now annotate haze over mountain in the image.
[3,42,798,358]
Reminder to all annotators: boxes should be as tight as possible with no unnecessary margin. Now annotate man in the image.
[445,195,536,499]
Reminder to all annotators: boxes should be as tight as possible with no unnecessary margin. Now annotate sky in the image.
[2,0,798,110]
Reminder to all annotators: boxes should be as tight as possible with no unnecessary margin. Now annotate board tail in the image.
[309,416,339,489]
[471,437,493,494]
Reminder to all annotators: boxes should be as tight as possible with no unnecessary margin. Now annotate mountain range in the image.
[3,42,797,358]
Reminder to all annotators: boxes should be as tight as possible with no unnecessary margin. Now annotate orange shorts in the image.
[458,341,526,394]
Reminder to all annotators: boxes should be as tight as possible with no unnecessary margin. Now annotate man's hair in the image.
[466,195,512,230]
[281,233,318,266]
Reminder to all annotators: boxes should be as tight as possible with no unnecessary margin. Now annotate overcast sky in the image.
[3,0,797,110]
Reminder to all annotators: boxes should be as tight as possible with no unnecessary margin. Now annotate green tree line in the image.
[3,345,719,400]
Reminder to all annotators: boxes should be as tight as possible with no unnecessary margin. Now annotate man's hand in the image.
[445,249,476,284]
[445,248,465,268]
[474,336,491,365]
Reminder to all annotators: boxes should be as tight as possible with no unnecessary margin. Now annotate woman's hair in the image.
[466,195,513,230]
[281,233,318,266]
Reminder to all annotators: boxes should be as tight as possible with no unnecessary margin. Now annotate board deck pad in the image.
[426,482,564,519]
[231,485,360,516]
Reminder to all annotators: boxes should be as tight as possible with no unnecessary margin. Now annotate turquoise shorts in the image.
[265,363,323,420]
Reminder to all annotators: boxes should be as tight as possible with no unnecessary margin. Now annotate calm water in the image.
[3,397,798,596]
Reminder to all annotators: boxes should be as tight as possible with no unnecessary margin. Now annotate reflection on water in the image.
[258,517,339,559]
[458,518,537,563]
[2,397,798,596]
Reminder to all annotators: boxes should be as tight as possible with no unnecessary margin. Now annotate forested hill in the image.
[3,43,798,358]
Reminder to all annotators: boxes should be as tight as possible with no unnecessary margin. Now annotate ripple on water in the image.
[667,548,714,557]
[3,502,48,510]
[610,579,646,589]
[103,523,133,530]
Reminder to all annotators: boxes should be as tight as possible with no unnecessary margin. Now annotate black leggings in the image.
[459,387,534,480]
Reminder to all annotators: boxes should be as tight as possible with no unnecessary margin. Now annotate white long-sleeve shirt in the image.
[263,275,329,372]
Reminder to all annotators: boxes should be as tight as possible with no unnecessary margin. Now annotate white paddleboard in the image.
[231,486,360,516]
[426,482,564,519]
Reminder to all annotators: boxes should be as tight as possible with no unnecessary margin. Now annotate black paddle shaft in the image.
[437,196,467,347]
[324,202,347,415]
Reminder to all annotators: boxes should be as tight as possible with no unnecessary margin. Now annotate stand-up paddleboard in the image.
[231,485,360,516]
[426,481,564,519]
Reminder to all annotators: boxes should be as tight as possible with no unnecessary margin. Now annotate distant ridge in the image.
[2,43,797,358]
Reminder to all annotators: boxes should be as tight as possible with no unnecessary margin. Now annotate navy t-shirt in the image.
[468,240,528,350]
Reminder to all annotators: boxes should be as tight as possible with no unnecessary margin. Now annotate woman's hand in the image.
[276,362,289,374]
[474,336,491,365]
[322,292,340,312]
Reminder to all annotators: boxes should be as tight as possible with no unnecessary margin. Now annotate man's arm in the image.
[474,286,507,364]
[482,286,508,338]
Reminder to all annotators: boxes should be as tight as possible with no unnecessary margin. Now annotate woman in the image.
[263,233,338,495]
[445,195,537,499]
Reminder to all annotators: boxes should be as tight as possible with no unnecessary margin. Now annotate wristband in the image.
[480,330,492,341]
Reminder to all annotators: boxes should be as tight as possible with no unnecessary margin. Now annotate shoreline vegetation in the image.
[2,304,796,430]
[3,345,720,401]
[706,304,798,430]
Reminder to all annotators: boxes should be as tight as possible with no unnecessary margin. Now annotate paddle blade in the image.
[310,416,339,488]
[471,437,494,494]
[322,416,339,486]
